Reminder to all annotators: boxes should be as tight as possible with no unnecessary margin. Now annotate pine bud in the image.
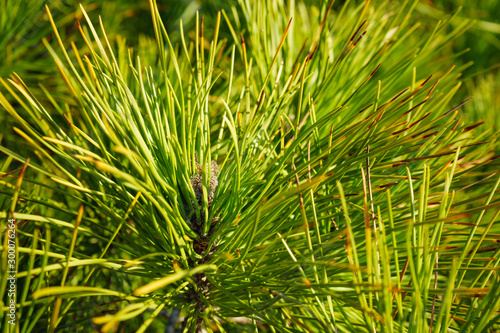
[190,155,219,207]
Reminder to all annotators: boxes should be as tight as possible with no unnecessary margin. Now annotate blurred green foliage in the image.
[416,0,500,127]
[0,0,234,95]
[419,0,500,73]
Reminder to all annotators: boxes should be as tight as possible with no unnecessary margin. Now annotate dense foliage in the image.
[1,0,499,332]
